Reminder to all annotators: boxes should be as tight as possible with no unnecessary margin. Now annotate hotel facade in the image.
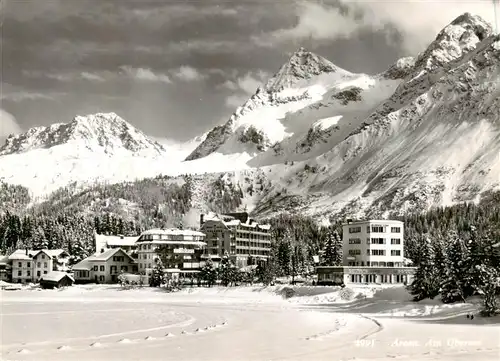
[317,220,415,285]
[135,228,206,280]
[200,212,272,268]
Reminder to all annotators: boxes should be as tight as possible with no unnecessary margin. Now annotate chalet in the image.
[72,248,138,284]
[40,271,75,289]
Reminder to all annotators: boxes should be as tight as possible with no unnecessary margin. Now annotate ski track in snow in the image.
[2,286,499,361]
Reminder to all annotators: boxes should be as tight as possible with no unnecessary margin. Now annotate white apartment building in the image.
[8,249,70,283]
[135,229,206,279]
[342,220,404,267]
[316,220,414,286]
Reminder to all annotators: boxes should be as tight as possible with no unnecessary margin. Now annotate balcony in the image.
[173,248,195,254]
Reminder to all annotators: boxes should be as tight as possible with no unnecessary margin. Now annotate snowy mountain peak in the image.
[0,112,166,157]
[412,13,492,75]
[265,47,345,91]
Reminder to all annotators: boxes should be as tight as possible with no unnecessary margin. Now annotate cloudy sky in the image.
[0,0,497,143]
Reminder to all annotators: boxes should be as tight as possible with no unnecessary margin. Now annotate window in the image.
[27,270,31,276]
[391,227,401,233]
[18,270,22,276]
[44,270,48,274]
[18,262,22,268]
[348,249,361,255]
[371,249,385,256]
[99,275,105,282]
[349,226,361,233]
[93,265,98,271]
[371,238,385,244]
[391,250,401,256]
[391,238,401,245]
[44,262,48,268]
[27,262,31,268]
[42,254,45,259]
[349,238,361,244]
[37,271,41,277]
[100,265,105,272]
[371,225,384,233]
[37,262,41,267]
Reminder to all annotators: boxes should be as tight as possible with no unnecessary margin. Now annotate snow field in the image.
[2,285,499,361]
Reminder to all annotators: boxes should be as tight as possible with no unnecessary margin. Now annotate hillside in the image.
[0,13,499,221]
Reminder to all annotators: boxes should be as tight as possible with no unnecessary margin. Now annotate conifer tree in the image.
[322,229,343,266]
[200,258,217,287]
[218,252,237,286]
[149,258,166,287]
[474,264,500,316]
[407,237,440,301]
[440,234,468,303]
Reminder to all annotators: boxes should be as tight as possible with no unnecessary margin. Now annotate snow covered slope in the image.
[253,14,500,218]
[185,47,356,161]
[0,113,249,198]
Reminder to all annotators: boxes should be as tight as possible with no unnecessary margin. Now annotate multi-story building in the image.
[200,212,272,267]
[8,249,70,284]
[316,220,415,285]
[72,248,138,284]
[135,228,206,280]
[94,232,139,255]
[342,220,404,267]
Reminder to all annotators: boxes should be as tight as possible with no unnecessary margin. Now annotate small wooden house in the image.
[39,271,74,289]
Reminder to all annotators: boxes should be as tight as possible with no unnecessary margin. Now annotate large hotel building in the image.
[199,212,272,267]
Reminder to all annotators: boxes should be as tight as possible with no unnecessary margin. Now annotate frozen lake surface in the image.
[1,285,499,361]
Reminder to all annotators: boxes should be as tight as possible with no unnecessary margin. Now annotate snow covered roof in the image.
[8,250,35,260]
[343,219,404,226]
[44,249,69,258]
[73,248,135,268]
[90,248,135,262]
[72,258,93,270]
[40,271,74,283]
[139,240,207,247]
[202,212,271,231]
[140,228,205,237]
[96,234,139,247]
[8,249,68,260]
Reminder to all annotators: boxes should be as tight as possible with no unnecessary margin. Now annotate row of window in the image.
[348,225,402,234]
[348,249,401,256]
[347,261,403,267]
[348,238,402,245]
[16,261,49,268]
[16,270,48,277]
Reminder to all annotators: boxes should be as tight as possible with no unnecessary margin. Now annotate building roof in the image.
[138,240,207,247]
[202,212,271,231]
[8,248,68,260]
[91,248,135,262]
[72,248,136,270]
[140,228,206,237]
[71,258,93,270]
[95,233,139,250]
[40,271,74,283]
[343,219,404,226]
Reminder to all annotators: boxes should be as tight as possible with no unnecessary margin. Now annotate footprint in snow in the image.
[144,336,156,341]
[165,333,175,337]
[118,338,133,344]
[90,342,103,347]
[18,349,31,354]
[57,345,71,351]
